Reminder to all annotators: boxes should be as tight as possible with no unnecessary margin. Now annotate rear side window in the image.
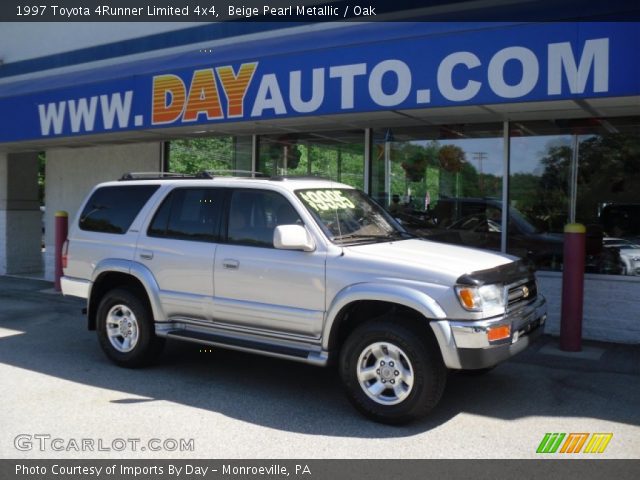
[148,188,223,242]
[79,185,159,234]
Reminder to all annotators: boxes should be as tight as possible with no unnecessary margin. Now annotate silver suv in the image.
[62,173,546,424]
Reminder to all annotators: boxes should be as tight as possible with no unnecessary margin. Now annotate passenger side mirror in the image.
[273,225,315,252]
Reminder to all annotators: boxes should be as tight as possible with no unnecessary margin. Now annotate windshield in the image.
[604,238,640,249]
[445,203,540,236]
[509,207,540,235]
[296,188,407,245]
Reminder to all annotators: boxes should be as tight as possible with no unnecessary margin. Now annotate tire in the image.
[339,319,447,425]
[96,288,165,368]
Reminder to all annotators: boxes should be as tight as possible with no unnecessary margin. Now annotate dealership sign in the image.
[0,22,638,143]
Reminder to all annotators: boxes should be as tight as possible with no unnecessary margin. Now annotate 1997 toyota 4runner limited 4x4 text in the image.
[62,173,546,424]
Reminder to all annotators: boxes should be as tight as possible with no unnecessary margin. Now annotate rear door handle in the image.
[139,250,154,260]
[223,259,239,270]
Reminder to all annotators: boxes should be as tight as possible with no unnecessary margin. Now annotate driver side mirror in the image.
[273,225,315,252]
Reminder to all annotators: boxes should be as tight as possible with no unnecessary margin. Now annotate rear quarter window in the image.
[79,185,159,234]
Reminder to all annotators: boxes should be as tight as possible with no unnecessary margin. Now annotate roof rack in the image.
[119,170,268,181]
[118,172,333,182]
[201,169,268,178]
[119,172,213,181]
[270,174,332,181]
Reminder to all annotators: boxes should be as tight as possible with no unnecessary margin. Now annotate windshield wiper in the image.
[332,233,381,243]
[332,231,410,243]
[382,231,412,239]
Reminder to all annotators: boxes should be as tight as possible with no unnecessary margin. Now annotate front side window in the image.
[227,189,301,248]
[79,185,159,234]
[148,188,223,242]
[296,188,406,245]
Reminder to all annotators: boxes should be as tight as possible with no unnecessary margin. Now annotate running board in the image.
[158,327,328,366]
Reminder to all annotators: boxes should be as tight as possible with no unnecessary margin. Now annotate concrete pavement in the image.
[0,276,638,459]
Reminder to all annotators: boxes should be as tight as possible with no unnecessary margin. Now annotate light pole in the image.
[472,151,487,195]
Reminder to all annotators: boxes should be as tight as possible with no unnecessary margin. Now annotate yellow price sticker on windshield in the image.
[300,190,355,211]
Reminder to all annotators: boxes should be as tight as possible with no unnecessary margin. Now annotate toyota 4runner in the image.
[62,172,546,424]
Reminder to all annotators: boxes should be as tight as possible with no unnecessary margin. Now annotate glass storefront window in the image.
[169,136,252,174]
[509,116,640,275]
[370,124,505,252]
[574,117,640,276]
[509,125,570,270]
[166,118,639,278]
[257,131,365,189]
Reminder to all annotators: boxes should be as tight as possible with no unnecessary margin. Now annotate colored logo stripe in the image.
[537,433,613,454]
[583,433,613,454]
[560,433,589,453]
[537,433,565,453]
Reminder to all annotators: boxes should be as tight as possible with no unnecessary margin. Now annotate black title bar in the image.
[2,460,640,480]
[1,0,640,21]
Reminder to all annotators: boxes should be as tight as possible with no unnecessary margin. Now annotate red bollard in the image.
[560,223,585,352]
[54,211,68,292]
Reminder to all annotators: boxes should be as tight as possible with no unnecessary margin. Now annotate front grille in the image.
[507,278,537,308]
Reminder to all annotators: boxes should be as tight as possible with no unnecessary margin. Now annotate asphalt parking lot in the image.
[0,276,638,459]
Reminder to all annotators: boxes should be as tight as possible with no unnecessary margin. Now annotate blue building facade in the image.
[0,19,638,342]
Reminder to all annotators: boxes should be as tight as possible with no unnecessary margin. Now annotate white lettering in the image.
[548,38,609,94]
[329,63,367,109]
[251,74,287,116]
[290,68,325,113]
[437,52,482,101]
[100,91,132,129]
[38,102,66,135]
[68,97,98,133]
[488,46,539,98]
[368,59,411,106]
[169,465,182,476]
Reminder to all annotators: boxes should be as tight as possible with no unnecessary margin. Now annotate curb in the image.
[513,334,640,376]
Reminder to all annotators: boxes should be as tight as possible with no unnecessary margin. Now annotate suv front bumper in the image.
[431,295,547,370]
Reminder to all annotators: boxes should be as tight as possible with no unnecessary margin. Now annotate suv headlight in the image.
[455,284,505,313]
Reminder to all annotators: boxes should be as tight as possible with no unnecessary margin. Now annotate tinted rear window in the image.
[79,185,159,234]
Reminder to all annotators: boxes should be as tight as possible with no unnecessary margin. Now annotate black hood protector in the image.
[456,259,534,286]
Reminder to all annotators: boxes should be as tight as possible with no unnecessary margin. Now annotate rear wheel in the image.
[339,319,446,425]
[96,288,164,368]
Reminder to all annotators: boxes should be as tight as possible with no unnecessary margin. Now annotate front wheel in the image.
[96,288,165,368]
[339,320,446,425]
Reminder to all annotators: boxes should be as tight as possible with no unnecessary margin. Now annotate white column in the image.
[44,142,163,280]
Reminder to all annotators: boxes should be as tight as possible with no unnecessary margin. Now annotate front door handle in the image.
[223,259,239,270]
[139,250,154,260]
